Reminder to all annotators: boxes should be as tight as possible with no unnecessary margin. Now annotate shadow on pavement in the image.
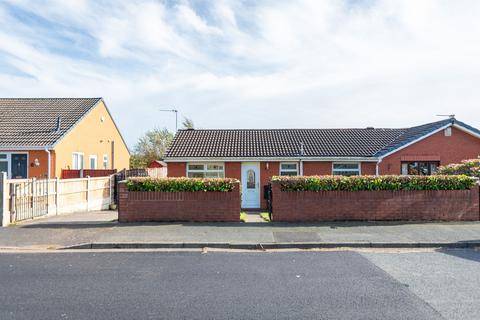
[436,245,480,263]
[17,220,480,229]
[18,222,118,229]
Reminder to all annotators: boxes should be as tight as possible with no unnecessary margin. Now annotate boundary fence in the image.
[0,173,114,226]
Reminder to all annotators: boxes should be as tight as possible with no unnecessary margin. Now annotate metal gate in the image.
[9,179,49,222]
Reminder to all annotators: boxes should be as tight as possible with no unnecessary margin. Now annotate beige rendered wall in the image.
[53,100,130,178]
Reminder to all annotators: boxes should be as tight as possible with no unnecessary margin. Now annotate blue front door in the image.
[11,154,27,179]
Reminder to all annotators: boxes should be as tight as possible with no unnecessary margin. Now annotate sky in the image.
[1,0,480,148]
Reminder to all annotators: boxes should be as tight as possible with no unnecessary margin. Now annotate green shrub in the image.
[436,159,480,178]
[126,177,239,192]
[271,175,476,192]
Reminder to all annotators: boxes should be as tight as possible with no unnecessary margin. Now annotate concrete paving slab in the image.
[2,212,480,250]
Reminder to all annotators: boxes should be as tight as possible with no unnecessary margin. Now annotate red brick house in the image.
[164,118,480,209]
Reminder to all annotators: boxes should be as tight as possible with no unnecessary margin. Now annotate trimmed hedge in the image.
[271,175,476,191]
[126,177,239,192]
[436,159,480,178]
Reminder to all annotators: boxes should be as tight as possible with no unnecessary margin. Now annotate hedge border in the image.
[271,175,476,192]
[126,177,240,192]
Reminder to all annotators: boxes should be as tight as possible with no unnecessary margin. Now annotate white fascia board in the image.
[0,146,54,151]
[164,157,379,162]
[378,124,451,160]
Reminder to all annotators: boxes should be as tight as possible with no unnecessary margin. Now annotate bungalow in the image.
[0,98,130,179]
[164,118,480,209]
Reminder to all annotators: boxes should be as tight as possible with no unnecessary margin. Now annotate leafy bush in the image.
[126,177,239,192]
[436,159,480,178]
[271,175,476,192]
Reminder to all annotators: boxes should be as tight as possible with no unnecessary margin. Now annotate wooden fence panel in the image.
[6,176,113,223]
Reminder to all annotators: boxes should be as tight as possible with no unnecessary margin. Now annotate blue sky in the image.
[1,0,480,147]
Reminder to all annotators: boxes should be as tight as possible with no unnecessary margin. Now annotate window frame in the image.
[186,163,225,178]
[103,154,108,170]
[72,152,84,170]
[0,152,29,179]
[401,161,440,176]
[89,155,97,170]
[279,162,299,176]
[332,162,361,176]
[0,153,9,178]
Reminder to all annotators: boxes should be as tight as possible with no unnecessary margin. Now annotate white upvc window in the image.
[332,163,361,176]
[103,154,108,169]
[187,163,225,178]
[72,152,84,170]
[89,155,97,169]
[0,153,29,179]
[279,162,298,176]
[0,153,9,177]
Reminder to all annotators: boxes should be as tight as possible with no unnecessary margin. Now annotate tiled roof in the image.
[165,118,476,159]
[373,118,453,157]
[0,98,101,148]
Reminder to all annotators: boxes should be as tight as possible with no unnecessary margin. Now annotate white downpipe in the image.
[299,159,304,176]
[45,148,51,179]
[375,159,382,176]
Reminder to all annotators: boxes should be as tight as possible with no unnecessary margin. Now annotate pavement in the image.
[2,211,480,250]
[0,251,447,320]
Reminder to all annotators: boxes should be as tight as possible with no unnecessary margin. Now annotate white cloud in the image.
[1,0,480,146]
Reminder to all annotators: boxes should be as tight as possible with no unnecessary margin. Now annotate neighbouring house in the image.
[147,160,168,168]
[164,118,480,209]
[0,98,130,179]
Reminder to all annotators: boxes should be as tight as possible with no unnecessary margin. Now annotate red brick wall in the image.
[118,182,241,222]
[225,162,241,179]
[303,162,331,175]
[167,162,186,177]
[271,184,480,222]
[259,162,279,208]
[380,127,480,174]
[166,161,379,209]
[361,162,377,175]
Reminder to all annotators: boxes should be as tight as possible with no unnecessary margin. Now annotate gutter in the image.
[375,159,382,176]
[163,157,380,163]
[0,146,55,151]
[44,148,51,179]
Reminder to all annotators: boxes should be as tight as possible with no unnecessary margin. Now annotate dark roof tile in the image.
[165,118,478,159]
[0,98,101,147]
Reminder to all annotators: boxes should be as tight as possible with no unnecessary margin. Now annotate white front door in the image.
[241,162,261,209]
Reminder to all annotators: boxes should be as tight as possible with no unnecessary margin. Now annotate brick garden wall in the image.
[271,184,480,222]
[118,181,240,222]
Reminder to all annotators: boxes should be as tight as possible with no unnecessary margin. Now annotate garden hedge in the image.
[436,158,480,178]
[126,177,239,192]
[271,175,476,192]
